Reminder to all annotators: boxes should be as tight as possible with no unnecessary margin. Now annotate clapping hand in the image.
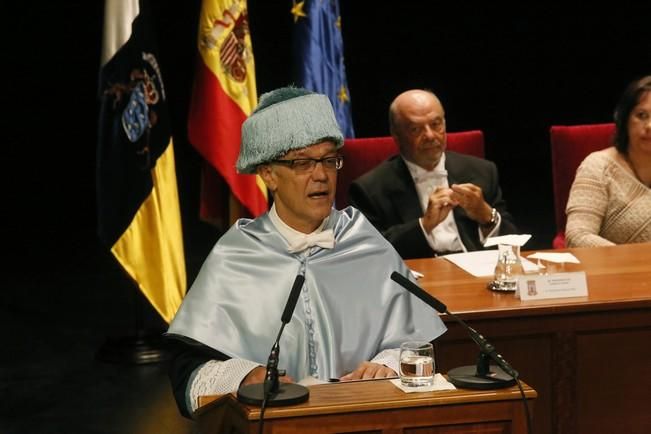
[421,187,458,232]
[450,183,492,224]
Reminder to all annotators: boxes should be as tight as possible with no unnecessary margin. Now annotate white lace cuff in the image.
[370,348,400,376]
[186,358,260,414]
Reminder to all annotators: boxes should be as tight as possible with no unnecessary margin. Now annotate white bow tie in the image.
[287,229,335,253]
[414,169,448,183]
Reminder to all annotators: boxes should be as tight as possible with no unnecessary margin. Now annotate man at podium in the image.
[166,87,446,417]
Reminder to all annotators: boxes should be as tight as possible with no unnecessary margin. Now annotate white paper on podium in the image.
[484,234,532,247]
[443,250,539,277]
[526,252,580,264]
[298,376,328,386]
[390,373,456,393]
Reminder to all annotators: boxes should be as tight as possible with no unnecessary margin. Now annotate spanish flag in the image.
[96,0,186,324]
[188,0,268,226]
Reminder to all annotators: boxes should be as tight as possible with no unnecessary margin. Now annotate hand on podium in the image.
[241,366,295,388]
[340,361,397,381]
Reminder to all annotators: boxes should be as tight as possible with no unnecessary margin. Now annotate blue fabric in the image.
[167,207,446,382]
[293,0,355,138]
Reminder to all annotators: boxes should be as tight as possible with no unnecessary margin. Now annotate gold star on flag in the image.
[291,1,307,23]
[336,16,341,29]
[338,85,349,104]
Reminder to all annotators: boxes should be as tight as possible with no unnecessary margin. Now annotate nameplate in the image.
[517,272,588,300]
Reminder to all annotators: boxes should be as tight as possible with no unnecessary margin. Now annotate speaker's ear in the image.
[256,164,277,192]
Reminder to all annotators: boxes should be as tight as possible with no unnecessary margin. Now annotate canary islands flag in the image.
[96,0,186,323]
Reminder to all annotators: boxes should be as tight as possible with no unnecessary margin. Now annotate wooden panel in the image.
[245,399,524,433]
[405,424,509,434]
[576,327,651,434]
[437,332,552,434]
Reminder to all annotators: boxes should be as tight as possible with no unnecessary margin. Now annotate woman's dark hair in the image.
[614,75,651,153]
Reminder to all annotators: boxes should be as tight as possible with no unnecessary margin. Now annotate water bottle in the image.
[493,244,524,291]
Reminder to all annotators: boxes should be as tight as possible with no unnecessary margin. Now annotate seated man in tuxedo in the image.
[349,89,517,259]
[166,87,446,417]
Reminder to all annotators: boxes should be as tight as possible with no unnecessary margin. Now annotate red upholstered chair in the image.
[550,123,615,248]
[335,130,485,209]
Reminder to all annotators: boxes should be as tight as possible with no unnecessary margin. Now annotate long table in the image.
[406,242,651,434]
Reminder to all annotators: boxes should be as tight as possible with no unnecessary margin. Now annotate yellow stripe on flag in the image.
[111,140,186,323]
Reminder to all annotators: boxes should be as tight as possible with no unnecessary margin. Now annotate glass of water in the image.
[399,341,434,387]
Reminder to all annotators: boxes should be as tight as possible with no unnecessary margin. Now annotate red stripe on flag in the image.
[220,36,238,64]
[187,60,267,218]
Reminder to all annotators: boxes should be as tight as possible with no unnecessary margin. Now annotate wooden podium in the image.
[195,379,536,434]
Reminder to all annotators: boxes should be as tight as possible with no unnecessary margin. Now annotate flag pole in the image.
[95,0,186,365]
[95,288,170,364]
[95,263,171,365]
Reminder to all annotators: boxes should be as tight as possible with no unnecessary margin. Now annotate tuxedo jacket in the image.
[349,151,517,259]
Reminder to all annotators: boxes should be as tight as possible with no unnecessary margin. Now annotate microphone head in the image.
[281,274,306,324]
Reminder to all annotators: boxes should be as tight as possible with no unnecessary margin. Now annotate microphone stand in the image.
[237,275,309,406]
[389,271,531,434]
[389,271,517,388]
[444,313,517,389]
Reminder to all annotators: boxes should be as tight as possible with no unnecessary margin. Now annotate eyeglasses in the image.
[271,156,344,173]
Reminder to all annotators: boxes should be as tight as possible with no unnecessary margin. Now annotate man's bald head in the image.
[389,89,447,171]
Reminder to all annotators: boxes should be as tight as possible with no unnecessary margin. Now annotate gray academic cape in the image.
[167,206,446,381]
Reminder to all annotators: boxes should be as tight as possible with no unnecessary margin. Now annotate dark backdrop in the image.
[5,1,651,327]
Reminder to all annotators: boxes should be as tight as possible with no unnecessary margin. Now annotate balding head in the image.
[389,89,447,171]
[389,90,443,132]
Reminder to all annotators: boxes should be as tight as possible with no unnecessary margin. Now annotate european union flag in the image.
[292,0,355,137]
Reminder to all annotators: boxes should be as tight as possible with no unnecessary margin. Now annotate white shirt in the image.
[404,155,467,253]
[404,155,500,254]
[268,204,334,254]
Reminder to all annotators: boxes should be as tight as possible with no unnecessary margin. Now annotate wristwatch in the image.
[482,207,498,228]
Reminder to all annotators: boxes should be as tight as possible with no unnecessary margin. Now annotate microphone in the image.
[390,271,447,313]
[390,271,518,389]
[237,274,310,406]
[282,274,305,323]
